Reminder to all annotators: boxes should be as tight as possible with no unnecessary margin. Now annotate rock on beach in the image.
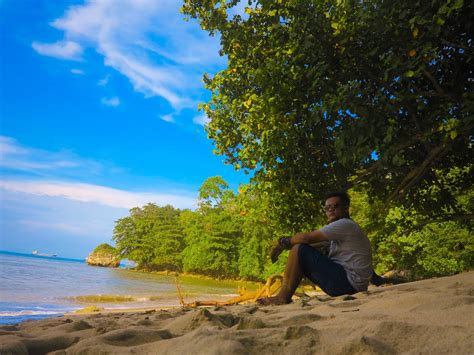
[85,244,120,267]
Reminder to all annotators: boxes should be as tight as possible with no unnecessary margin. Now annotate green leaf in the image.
[453,0,464,10]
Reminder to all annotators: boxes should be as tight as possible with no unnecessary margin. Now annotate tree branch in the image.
[349,125,436,187]
[388,144,447,202]
[421,68,445,96]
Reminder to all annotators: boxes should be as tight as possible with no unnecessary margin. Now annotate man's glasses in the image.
[324,203,341,211]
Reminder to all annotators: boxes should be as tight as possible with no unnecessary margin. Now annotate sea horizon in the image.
[0,250,85,263]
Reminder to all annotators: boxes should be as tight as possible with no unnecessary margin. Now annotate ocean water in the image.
[0,251,255,324]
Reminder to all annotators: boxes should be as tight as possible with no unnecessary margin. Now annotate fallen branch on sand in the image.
[175,275,284,307]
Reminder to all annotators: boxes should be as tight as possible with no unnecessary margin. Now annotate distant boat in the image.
[32,250,58,257]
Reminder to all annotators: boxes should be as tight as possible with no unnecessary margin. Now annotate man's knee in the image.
[297,243,313,255]
[289,243,301,255]
[297,244,326,265]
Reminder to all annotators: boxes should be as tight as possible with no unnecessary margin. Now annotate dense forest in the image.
[112,0,472,281]
[112,175,472,281]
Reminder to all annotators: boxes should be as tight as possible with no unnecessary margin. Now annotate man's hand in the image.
[270,237,294,263]
[270,241,284,263]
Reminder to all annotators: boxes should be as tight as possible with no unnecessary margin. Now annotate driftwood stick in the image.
[253,275,282,301]
[174,276,185,306]
[182,275,284,308]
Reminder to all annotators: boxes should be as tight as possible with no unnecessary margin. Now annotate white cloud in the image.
[0,135,102,175]
[70,68,84,75]
[32,40,83,60]
[160,114,175,123]
[0,136,197,210]
[101,96,120,107]
[33,0,225,110]
[97,76,109,86]
[0,136,28,155]
[193,113,210,126]
[0,180,196,210]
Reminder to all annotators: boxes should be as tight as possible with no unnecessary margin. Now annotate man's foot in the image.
[371,274,407,286]
[384,276,406,285]
[371,273,387,286]
[256,296,291,306]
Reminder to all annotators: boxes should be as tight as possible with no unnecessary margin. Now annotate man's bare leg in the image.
[258,244,304,305]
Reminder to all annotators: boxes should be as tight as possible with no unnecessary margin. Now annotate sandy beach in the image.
[1,271,473,354]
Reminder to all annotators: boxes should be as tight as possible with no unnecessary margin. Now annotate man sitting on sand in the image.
[258,191,373,305]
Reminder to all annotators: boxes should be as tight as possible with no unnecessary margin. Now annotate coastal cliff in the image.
[86,243,120,267]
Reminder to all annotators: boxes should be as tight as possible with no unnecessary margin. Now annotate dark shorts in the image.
[298,244,357,297]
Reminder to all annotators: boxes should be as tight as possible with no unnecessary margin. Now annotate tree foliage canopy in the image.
[108,175,472,280]
[182,177,242,277]
[103,1,473,282]
[91,243,118,256]
[112,204,184,270]
[182,0,473,227]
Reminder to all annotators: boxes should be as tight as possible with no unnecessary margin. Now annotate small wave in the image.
[70,294,180,303]
[135,297,151,302]
[0,310,63,317]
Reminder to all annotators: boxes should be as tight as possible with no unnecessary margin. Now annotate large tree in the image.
[181,176,242,278]
[113,204,184,270]
[182,0,473,228]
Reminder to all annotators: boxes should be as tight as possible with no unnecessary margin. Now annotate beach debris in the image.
[174,276,186,306]
[174,275,283,307]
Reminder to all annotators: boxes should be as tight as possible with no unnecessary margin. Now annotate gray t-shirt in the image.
[319,218,372,291]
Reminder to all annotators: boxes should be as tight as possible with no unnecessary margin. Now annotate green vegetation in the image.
[111,176,472,281]
[113,204,184,271]
[92,243,118,256]
[74,306,104,313]
[106,1,472,281]
[349,187,472,279]
[181,0,472,229]
[74,295,134,303]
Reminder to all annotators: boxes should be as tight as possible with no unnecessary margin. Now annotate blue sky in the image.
[0,0,249,258]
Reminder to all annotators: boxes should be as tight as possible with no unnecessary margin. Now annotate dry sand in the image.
[1,271,473,354]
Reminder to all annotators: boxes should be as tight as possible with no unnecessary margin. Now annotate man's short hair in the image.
[324,191,350,207]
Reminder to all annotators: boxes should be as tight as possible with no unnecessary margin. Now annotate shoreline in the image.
[0,251,260,327]
[1,271,472,354]
[125,267,263,286]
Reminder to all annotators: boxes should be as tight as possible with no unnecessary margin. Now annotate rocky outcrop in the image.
[86,244,120,267]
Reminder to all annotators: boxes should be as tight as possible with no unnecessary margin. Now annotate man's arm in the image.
[310,241,330,248]
[270,229,329,263]
[289,230,329,245]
